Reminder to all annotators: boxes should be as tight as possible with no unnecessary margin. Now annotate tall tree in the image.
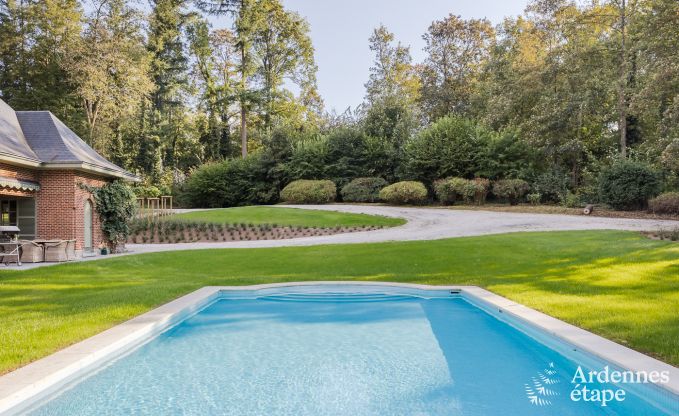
[0,0,82,125]
[233,0,260,157]
[364,25,420,106]
[420,14,494,120]
[147,0,191,173]
[251,0,320,131]
[187,19,239,160]
[64,0,153,154]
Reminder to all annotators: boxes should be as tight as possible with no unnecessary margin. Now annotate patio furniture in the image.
[0,225,21,266]
[19,240,44,263]
[44,240,69,262]
[65,239,76,260]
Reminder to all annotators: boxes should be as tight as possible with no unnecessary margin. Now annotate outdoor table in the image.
[34,240,70,262]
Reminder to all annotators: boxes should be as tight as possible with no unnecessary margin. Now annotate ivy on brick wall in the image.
[80,180,137,252]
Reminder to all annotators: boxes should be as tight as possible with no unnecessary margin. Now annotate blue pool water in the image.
[29,287,677,415]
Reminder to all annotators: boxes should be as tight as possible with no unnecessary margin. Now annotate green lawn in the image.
[0,230,677,374]
[168,206,405,228]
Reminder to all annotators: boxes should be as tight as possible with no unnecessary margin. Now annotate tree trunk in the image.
[618,0,628,157]
[239,33,248,158]
[240,104,247,158]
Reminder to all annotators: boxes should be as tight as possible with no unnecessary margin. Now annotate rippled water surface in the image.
[31,290,676,415]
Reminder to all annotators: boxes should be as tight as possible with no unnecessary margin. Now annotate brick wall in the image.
[0,162,113,252]
[0,162,38,181]
[35,171,78,244]
[35,170,111,251]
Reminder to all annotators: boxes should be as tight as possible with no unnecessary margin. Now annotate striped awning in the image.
[0,176,40,191]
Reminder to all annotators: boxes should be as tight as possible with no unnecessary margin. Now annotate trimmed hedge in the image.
[648,192,679,215]
[280,180,337,204]
[434,177,491,205]
[598,160,660,210]
[178,155,277,208]
[340,177,388,202]
[492,179,530,205]
[379,181,428,205]
[433,177,468,205]
[470,178,491,205]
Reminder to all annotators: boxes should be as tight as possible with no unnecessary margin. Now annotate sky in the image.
[210,0,529,113]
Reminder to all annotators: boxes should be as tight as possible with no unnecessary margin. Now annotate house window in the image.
[17,198,36,239]
[0,198,36,239]
[0,200,16,226]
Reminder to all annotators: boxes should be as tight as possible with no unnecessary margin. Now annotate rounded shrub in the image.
[340,177,388,202]
[648,192,679,215]
[470,178,491,205]
[379,181,428,205]
[598,160,661,210]
[492,179,530,205]
[433,177,469,205]
[280,180,337,204]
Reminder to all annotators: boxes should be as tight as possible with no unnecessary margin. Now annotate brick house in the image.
[0,99,138,255]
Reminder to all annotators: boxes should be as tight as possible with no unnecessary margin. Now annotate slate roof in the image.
[0,99,137,181]
[0,100,40,164]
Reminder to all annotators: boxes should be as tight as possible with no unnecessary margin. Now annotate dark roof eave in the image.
[0,152,41,168]
[0,154,140,182]
[41,162,141,182]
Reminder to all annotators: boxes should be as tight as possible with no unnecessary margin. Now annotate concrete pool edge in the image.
[1,282,677,415]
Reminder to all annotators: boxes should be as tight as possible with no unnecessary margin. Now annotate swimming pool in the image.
[15,284,679,415]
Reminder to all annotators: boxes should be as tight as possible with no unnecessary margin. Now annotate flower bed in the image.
[127,220,384,244]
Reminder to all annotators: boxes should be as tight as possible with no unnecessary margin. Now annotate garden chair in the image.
[44,240,69,262]
[20,240,44,263]
[65,240,76,260]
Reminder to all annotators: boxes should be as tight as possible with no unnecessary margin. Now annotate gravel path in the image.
[126,204,679,253]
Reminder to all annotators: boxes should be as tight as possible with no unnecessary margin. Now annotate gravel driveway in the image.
[126,204,679,254]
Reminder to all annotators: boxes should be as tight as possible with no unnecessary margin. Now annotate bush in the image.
[401,116,493,185]
[492,179,530,205]
[479,129,538,180]
[281,128,400,187]
[561,192,581,208]
[598,160,661,210]
[379,181,428,205]
[527,193,541,205]
[648,192,679,215]
[533,170,569,203]
[340,177,388,202]
[434,177,491,205]
[133,184,162,198]
[179,154,278,208]
[433,177,469,205]
[470,178,491,205]
[280,180,337,204]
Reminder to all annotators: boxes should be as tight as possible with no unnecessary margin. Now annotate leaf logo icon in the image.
[524,364,561,406]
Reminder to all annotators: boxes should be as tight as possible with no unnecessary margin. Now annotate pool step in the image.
[258,293,414,303]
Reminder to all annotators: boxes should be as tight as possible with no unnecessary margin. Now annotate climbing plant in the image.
[81,180,137,252]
